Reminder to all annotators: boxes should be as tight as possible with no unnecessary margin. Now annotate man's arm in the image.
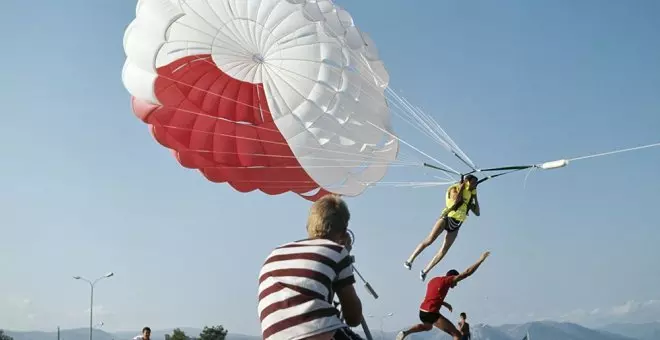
[469,191,480,216]
[445,182,466,213]
[336,285,362,327]
[335,250,362,327]
[453,251,490,284]
[441,301,453,312]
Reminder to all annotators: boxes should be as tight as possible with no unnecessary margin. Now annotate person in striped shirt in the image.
[258,194,364,340]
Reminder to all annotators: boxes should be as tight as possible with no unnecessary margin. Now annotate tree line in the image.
[0,326,228,340]
[165,326,228,340]
[0,330,13,340]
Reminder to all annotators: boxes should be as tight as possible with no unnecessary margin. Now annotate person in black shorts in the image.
[396,252,490,340]
[404,175,480,281]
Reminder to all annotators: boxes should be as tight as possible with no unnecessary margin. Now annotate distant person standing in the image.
[133,327,151,340]
[457,313,470,340]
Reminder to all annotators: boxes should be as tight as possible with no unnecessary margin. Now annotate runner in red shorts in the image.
[396,252,490,340]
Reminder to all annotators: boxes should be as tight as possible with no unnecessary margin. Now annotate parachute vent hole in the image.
[252,54,265,64]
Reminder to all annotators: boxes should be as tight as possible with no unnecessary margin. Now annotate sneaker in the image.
[404,261,412,270]
[396,331,406,340]
[420,270,427,282]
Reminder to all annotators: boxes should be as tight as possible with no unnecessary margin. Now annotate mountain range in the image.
[4,321,660,340]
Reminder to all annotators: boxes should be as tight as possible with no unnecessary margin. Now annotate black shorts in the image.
[443,216,463,232]
[419,310,441,324]
[332,327,364,340]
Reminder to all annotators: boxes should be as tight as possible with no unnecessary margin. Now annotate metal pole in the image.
[73,273,113,340]
[89,282,94,340]
[379,318,384,340]
[360,319,374,340]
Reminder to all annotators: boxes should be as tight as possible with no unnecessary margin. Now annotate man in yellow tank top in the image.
[404,175,480,281]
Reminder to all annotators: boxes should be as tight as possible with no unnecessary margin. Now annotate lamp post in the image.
[367,312,394,340]
[73,272,114,340]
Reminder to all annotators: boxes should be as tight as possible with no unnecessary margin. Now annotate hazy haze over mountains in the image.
[5,321,660,340]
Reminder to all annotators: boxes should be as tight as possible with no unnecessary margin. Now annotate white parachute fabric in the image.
[122,0,399,197]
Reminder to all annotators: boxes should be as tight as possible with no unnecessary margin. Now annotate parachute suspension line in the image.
[391,91,477,171]
[159,123,419,166]
[422,163,464,177]
[406,103,477,172]
[156,56,468,186]
[367,121,461,176]
[254,51,443,147]
[258,60,465,178]
[186,180,453,192]
[261,59,451,158]
[423,141,660,185]
[154,57,415,169]
[567,141,660,162]
[475,167,532,184]
[397,149,456,183]
[181,149,420,166]
[383,88,451,147]
[145,70,458,183]
[258,12,474,167]
[388,90,454,152]
[523,166,537,190]
[410,105,477,170]
[145,72,414,166]
[203,135,660,191]
[262,61,450,169]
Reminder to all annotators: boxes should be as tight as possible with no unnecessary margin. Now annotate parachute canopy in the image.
[122,0,399,201]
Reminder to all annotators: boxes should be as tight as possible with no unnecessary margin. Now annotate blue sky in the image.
[1,0,659,335]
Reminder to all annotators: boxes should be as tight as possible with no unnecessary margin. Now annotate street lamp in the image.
[367,313,394,340]
[73,272,114,340]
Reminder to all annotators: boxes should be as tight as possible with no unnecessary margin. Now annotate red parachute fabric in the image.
[131,55,330,201]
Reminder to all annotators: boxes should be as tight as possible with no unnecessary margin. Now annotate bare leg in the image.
[422,229,459,275]
[397,323,432,340]
[406,217,446,265]
[433,314,462,340]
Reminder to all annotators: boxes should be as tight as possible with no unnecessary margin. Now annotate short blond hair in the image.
[306,194,350,239]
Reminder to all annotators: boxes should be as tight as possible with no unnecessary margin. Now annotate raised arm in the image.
[453,251,490,284]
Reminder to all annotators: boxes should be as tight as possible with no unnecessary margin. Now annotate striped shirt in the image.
[258,238,356,340]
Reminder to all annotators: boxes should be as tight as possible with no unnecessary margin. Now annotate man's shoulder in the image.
[430,275,450,282]
[275,238,345,252]
[429,275,454,286]
[264,238,348,263]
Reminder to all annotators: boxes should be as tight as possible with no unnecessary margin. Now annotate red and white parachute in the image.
[122,0,400,201]
[122,0,660,201]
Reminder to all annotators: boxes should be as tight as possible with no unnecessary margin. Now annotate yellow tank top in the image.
[443,183,474,222]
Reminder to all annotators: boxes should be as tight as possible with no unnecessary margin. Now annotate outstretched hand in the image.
[480,251,491,262]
